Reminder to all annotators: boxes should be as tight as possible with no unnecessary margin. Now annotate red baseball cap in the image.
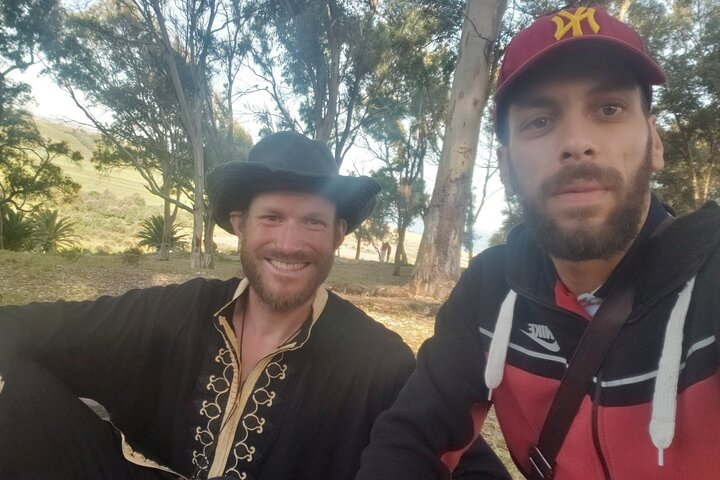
[495,6,666,126]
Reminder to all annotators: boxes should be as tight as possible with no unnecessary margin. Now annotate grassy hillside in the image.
[35,118,162,205]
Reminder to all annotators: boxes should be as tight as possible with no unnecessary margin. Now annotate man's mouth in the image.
[553,180,609,196]
[267,258,309,271]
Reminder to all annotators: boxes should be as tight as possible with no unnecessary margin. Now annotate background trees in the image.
[3,0,718,294]
[629,0,720,214]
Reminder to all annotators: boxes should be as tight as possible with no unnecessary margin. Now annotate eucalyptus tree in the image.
[0,111,82,249]
[50,0,196,261]
[0,0,62,126]
[627,0,720,213]
[362,2,452,275]
[247,0,389,167]
[410,0,507,296]
[117,0,222,268]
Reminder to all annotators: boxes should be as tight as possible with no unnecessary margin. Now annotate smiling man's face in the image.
[498,52,664,261]
[230,191,345,312]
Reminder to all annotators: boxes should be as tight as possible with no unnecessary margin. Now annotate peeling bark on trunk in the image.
[355,227,362,260]
[203,213,215,269]
[410,0,506,297]
[393,226,407,276]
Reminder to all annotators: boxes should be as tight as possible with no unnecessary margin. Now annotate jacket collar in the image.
[504,198,720,310]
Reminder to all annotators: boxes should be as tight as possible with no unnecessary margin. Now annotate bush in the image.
[121,246,143,267]
[30,209,78,253]
[58,246,90,262]
[137,215,187,252]
[1,208,32,251]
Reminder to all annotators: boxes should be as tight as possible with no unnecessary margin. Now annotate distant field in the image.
[36,118,163,205]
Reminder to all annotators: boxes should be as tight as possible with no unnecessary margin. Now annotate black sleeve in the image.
[356,260,508,480]
[0,279,208,416]
[452,436,512,480]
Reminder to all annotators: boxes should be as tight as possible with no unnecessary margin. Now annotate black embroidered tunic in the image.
[0,277,416,479]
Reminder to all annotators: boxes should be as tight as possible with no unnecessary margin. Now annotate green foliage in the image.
[0,0,62,74]
[0,108,82,228]
[353,170,396,252]
[626,0,720,213]
[249,0,393,165]
[29,209,78,253]
[58,245,90,262]
[136,215,187,252]
[1,207,32,251]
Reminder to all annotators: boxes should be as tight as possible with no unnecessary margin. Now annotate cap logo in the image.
[552,7,600,41]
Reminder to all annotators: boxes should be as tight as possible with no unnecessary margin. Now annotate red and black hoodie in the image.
[358,198,720,480]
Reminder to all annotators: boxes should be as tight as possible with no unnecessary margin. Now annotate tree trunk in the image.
[409,0,506,297]
[355,228,362,260]
[158,198,171,261]
[147,0,212,270]
[203,212,215,269]
[0,211,4,251]
[393,226,407,276]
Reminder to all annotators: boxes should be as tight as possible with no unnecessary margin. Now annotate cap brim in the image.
[208,162,381,234]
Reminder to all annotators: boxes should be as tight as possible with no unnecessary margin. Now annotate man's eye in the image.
[523,116,553,132]
[306,218,325,228]
[262,215,279,222]
[599,104,623,117]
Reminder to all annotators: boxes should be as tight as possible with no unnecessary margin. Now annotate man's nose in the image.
[558,115,599,164]
[274,221,304,252]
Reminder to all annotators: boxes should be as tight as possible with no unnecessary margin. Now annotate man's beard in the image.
[510,141,654,261]
[240,243,335,313]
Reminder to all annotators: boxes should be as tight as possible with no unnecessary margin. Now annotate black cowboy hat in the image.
[207,131,381,234]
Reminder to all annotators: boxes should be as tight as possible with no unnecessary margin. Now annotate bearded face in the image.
[232,191,344,313]
[508,139,654,261]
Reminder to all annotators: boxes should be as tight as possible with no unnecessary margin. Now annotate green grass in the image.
[36,118,163,205]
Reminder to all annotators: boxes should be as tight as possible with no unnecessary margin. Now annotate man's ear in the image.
[497,146,514,196]
[647,115,665,172]
[334,219,348,249]
[228,212,245,237]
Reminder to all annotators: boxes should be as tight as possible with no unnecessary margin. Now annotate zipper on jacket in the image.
[591,374,611,479]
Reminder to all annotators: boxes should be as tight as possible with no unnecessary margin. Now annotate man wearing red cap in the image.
[357,7,720,479]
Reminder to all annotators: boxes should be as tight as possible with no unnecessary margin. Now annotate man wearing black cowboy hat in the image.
[0,131,510,479]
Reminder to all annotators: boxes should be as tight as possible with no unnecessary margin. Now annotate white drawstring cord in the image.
[650,276,696,467]
[484,290,517,401]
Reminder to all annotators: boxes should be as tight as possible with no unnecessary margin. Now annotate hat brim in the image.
[208,162,381,234]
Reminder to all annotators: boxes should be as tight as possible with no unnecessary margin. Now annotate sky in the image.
[12,64,508,252]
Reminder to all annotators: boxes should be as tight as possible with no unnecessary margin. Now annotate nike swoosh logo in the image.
[521,329,561,352]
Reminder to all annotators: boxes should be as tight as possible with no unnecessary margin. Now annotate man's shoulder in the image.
[120,276,240,303]
[318,290,414,357]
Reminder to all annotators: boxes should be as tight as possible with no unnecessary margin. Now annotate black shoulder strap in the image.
[528,285,634,480]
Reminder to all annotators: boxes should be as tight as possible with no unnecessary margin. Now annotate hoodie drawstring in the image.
[650,275,697,466]
[484,289,517,401]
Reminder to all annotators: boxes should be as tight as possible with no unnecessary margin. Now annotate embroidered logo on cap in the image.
[552,7,600,41]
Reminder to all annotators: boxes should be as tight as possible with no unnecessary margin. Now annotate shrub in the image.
[1,208,33,251]
[137,215,187,252]
[30,209,79,253]
[58,246,90,262]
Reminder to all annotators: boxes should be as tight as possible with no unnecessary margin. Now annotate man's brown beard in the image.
[240,243,335,313]
[509,138,653,261]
